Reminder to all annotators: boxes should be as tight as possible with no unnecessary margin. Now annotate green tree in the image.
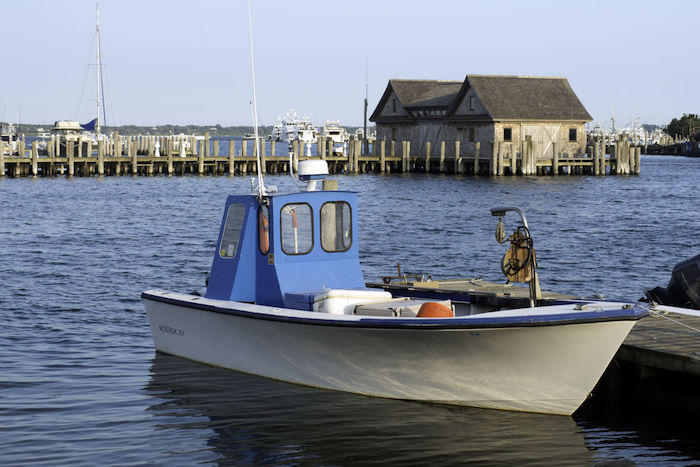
[667,113,700,138]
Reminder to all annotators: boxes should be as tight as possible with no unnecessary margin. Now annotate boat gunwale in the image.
[142,290,647,330]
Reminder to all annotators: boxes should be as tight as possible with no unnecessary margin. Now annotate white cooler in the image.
[313,289,392,315]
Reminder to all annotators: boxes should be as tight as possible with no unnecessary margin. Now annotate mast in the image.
[363,56,368,154]
[95,2,102,138]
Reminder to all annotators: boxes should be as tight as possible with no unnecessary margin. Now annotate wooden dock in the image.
[0,131,642,178]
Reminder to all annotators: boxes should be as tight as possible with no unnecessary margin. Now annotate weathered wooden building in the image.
[369,75,592,161]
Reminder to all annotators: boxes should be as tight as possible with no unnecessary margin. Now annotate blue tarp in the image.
[81,118,97,131]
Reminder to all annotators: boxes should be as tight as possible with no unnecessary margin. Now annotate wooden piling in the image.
[67,140,75,176]
[553,143,559,175]
[228,140,235,175]
[425,141,431,173]
[490,141,497,176]
[635,147,641,175]
[454,141,461,175]
[198,141,205,175]
[497,142,504,176]
[510,143,517,176]
[380,140,386,174]
[130,139,138,175]
[474,141,480,175]
[31,141,38,176]
[0,142,5,177]
[439,141,446,173]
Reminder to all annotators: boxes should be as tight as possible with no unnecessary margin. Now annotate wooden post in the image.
[229,139,235,175]
[400,141,406,173]
[492,140,502,176]
[454,140,461,175]
[497,142,504,176]
[0,142,5,177]
[635,146,641,175]
[166,137,173,175]
[511,142,517,175]
[98,140,105,176]
[317,137,324,159]
[260,137,267,174]
[131,139,138,175]
[327,138,333,159]
[380,140,386,173]
[439,141,446,173]
[553,142,559,175]
[271,140,276,158]
[593,139,600,175]
[474,141,480,175]
[68,140,75,176]
[242,138,248,157]
[425,141,431,173]
[354,140,360,174]
[390,140,396,157]
[31,140,38,176]
[213,139,219,157]
[204,131,210,157]
[198,141,205,174]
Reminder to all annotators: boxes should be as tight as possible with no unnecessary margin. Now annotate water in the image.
[2,155,699,465]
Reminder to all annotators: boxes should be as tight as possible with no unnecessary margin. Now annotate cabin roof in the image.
[370,75,592,122]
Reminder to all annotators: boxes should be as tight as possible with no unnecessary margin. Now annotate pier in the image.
[0,132,642,178]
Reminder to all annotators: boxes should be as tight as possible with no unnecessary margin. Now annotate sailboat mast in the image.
[95,3,101,138]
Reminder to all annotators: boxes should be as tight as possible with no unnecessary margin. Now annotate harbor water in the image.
[2,155,699,465]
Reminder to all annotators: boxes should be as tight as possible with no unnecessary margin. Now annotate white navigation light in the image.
[298,159,329,191]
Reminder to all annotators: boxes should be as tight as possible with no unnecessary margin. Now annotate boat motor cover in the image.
[646,254,700,310]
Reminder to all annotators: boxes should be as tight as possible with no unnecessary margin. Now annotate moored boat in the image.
[142,161,648,416]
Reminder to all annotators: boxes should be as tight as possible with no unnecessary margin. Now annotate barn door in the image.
[522,124,560,157]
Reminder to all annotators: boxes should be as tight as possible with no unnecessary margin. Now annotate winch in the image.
[491,207,542,307]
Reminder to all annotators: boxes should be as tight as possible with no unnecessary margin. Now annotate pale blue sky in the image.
[3,0,698,128]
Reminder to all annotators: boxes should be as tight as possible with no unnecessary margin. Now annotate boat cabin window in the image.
[220,204,246,258]
[281,203,313,255]
[321,201,352,252]
[258,204,270,255]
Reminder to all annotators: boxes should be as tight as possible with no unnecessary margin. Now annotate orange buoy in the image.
[416,302,453,318]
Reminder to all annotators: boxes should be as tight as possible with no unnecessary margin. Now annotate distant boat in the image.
[322,120,348,155]
[272,110,317,145]
[0,123,19,155]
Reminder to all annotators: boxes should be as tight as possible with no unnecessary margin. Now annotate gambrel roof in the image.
[370,75,592,123]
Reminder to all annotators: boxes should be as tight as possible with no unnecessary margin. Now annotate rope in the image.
[639,303,700,335]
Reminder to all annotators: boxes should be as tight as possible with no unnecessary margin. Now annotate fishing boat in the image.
[142,159,652,415]
[143,2,649,416]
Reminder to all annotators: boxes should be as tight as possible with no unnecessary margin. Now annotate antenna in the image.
[247,0,265,199]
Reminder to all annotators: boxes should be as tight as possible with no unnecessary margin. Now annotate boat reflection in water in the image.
[145,353,593,465]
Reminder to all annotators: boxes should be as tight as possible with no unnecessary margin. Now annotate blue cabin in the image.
[205,189,366,310]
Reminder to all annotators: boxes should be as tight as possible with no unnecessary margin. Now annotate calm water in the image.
[2,155,699,465]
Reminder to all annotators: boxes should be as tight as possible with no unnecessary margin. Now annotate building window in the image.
[320,202,352,252]
[469,127,475,142]
[504,128,512,141]
[569,128,577,142]
[469,96,474,111]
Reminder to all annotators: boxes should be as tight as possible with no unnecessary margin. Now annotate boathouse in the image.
[369,75,593,161]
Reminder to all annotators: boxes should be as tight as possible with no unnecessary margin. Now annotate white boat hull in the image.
[143,291,640,415]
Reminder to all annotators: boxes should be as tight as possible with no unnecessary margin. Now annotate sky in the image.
[2,0,699,129]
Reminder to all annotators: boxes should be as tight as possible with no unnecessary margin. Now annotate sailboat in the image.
[52,3,107,147]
